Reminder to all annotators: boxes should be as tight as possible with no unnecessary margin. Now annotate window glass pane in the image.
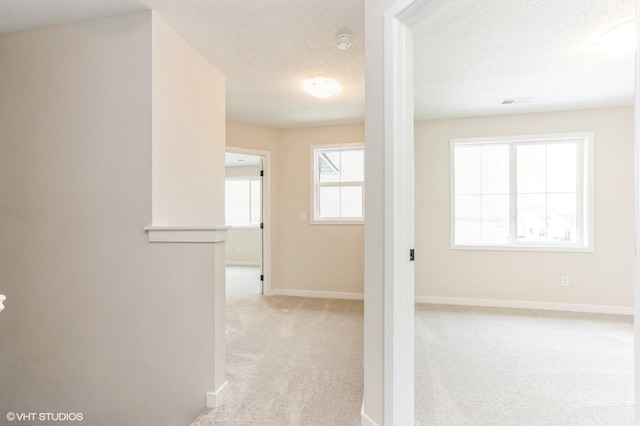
[547,143,577,193]
[455,146,481,195]
[225,179,262,226]
[250,179,261,225]
[482,195,510,243]
[341,186,363,217]
[547,194,577,243]
[318,151,341,183]
[319,187,340,218]
[236,202,250,225]
[340,150,364,182]
[251,180,261,204]
[235,180,250,203]
[517,144,546,194]
[225,181,237,225]
[482,145,510,194]
[455,195,481,244]
[517,194,546,242]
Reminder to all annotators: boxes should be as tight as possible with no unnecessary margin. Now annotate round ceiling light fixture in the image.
[303,78,341,98]
[336,33,352,50]
[594,20,635,54]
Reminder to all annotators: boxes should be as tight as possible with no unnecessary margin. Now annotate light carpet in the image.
[192,268,364,425]
[415,304,634,425]
[194,268,634,425]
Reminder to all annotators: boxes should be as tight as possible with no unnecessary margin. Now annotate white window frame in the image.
[450,132,594,252]
[225,177,262,229]
[311,143,365,225]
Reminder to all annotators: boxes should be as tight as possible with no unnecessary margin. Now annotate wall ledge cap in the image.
[144,226,229,243]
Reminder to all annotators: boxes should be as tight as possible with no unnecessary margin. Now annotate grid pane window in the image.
[225,178,261,226]
[313,146,364,222]
[452,133,591,250]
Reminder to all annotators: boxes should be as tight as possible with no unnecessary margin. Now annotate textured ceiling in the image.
[225,153,262,167]
[0,0,635,127]
[0,0,364,130]
[413,0,636,120]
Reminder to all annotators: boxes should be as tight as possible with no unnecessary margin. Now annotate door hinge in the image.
[260,170,264,177]
[260,223,264,229]
[260,275,264,281]
[409,249,415,261]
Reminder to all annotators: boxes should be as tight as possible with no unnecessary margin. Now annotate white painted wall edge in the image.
[144,226,229,243]
[416,296,634,315]
[205,381,229,408]
[361,401,379,426]
[267,289,364,300]
[225,261,261,266]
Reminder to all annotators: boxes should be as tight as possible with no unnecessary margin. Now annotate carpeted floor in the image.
[193,267,634,425]
[415,304,634,426]
[192,267,364,425]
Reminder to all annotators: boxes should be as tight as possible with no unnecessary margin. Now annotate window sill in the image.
[451,244,594,253]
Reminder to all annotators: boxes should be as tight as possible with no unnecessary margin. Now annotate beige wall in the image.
[152,13,226,226]
[226,229,262,265]
[275,125,365,294]
[415,107,635,308]
[0,12,223,425]
[226,122,365,295]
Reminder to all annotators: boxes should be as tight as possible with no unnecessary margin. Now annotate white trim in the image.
[226,146,272,296]
[452,244,595,253]
[384,4,416,425]
[206,381,229,408]
[267,289,364,301]
[634,1,640,419]
[225,261,261,266]
[144,226,229,243]
[415,296,633,316]
[0,295,5,313]
[310,143,365,225]
[450,132,594,252]
[361,402,380,426]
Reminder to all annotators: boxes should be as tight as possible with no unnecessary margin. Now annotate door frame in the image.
[225,146,272,295]
[383,0,639,422]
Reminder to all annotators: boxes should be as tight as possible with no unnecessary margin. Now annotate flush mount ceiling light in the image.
[303,78,341,98]
[594,20,636,54]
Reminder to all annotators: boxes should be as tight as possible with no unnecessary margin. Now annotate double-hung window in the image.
[451,132,593,251]
[312,144,365,224]
[225,178,261,227]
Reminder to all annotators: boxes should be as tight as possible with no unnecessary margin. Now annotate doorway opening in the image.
[224,148,271,299]
[380,0,639,423]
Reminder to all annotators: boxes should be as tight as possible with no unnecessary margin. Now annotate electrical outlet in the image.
[561,275,570,287]
[299,212,307,221]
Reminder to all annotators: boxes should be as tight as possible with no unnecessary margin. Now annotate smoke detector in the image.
[500,98,530,105]
[336,34,352,50]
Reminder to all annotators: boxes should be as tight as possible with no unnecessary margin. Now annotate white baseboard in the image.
[361,402,379,426]
[225,261,260,266]
[415,296,633,315]
[267,288,364,301]
[206,381,229,408]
